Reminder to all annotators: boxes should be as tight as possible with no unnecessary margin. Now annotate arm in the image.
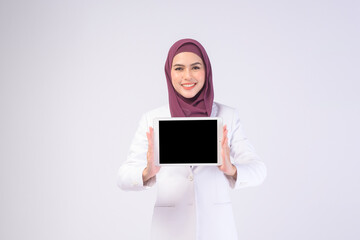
[117,114,158,191]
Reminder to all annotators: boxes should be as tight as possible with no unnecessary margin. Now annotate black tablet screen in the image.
[159,120,218,164]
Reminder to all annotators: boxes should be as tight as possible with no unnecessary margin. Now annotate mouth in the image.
[181,83,197,90]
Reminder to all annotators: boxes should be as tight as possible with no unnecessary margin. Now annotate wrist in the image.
[225,165,237,177]
[142,167,150,182]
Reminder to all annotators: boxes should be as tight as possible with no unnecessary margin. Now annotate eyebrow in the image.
[172,62,202,67]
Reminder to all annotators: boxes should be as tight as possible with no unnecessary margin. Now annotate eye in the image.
[174,67,183,71]
[192,66,200,70]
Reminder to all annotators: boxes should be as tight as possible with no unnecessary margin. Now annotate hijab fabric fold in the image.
[165,39,214,117]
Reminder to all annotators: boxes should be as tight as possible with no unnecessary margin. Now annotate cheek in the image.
[171,71,180,82]
[170,73,180,90]
[196,71,206,86]
[170,72,175,86]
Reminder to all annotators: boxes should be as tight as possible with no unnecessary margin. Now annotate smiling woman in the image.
[117,38,267,240]
[171,52,205,98]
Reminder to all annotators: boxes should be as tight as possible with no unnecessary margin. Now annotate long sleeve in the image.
[227,110,267,189]
[117,113,156,191]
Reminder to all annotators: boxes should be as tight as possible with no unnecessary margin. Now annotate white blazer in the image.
[117,102,267,240]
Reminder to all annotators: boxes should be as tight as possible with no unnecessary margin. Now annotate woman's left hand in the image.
[218,125,237,177]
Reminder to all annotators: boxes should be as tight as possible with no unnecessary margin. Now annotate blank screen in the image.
[159,120,218,164]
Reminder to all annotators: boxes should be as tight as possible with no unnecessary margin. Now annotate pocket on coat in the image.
[151,206,196,240]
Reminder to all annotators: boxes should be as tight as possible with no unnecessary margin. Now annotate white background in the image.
[1,0,359,239]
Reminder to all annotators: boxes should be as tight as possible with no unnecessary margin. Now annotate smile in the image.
[181,83,196,90]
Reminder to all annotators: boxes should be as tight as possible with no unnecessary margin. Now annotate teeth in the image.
[182,83,195,87]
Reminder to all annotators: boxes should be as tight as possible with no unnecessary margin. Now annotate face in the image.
[171,52,205,99]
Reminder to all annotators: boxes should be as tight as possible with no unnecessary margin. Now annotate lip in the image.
[181,82,196,90]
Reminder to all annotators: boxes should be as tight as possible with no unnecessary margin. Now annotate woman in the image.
[117,38,267,240]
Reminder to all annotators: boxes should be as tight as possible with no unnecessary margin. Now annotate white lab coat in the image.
[117,102,267,240]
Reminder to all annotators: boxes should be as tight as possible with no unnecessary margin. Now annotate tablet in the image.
[153,117,223,166]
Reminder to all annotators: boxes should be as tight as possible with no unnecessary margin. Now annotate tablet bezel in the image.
[153,117,223,166]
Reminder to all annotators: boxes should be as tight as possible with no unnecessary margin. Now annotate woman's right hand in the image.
[142,127,160,183]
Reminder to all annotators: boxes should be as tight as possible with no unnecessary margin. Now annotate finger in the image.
[222,134,228,147]
[225,138,230,153]
[221,131,224,145]
[221,134,225,146]
[150,127,154,141]
[146,128,154,160]
[148,127,154,146]
[221,143,228,164]
[146,131,151,148]
[146,128,150,138]
[223,128,228,138]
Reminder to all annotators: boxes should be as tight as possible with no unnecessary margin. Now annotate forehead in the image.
[172,52,203,65]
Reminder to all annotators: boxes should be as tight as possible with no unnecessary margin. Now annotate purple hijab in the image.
[165,39,214,117]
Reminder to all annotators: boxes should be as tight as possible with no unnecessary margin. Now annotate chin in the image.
[181,92,197,99]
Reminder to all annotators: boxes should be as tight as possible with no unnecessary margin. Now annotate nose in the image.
[183,68,191,80]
